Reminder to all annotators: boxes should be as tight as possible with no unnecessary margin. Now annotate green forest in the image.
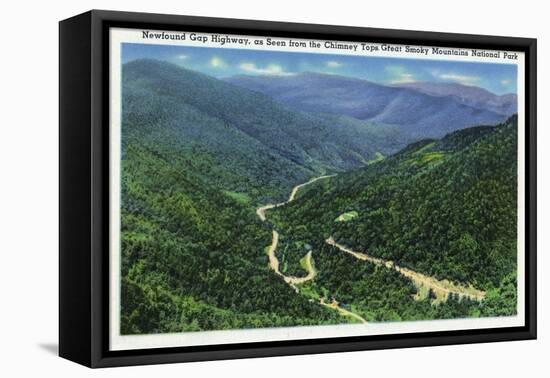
[119,59,518,334]
[270,118,518,321]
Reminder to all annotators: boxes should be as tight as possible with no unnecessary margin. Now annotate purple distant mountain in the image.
[225,72,513,139]
[396,81,517,116]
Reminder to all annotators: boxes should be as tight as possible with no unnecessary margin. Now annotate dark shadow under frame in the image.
[59,9,537,368]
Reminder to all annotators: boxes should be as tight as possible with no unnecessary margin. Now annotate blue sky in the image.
[122,43,517,95]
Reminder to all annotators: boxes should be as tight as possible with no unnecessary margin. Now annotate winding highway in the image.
[256,172,484,323]
[326,237,486,302]
[257,175,367,323]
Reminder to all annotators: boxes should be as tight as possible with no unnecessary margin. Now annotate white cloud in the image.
[392,73,416,84]
[326,61,342,68]
[432,71,480,86]
[385,66,416,84]
[239,62,293,76]
[209,56,227,69]
[500,79,511,86]
[177,54,189,60]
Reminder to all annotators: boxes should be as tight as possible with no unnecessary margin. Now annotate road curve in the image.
[285,251,316,285]
[261,176,335,284]
[258,174,367,323]
[320,298,367,323]
[257,175,336,222]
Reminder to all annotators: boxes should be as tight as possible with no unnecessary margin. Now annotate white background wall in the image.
[0,0,546,376]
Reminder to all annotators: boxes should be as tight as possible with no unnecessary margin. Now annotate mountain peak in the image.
[396,81,517,116]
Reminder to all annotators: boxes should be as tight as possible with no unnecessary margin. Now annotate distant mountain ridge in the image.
[225,72,514,139]
[396,81,517,116]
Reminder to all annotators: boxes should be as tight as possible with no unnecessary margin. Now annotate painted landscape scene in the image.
[119,43,518,335]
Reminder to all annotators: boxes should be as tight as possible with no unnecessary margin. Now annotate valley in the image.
[257,174,366,322]
[257,163,488,323]
[118,57,518,334]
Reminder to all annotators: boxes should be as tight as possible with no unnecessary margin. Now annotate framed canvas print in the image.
[59,10,537,368]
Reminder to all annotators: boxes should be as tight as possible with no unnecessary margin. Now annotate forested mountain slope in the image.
[120,60,365,333]
[120,142,345,333]
[123,59,406,203]
[270,116,518,292]
[120,59,518,331]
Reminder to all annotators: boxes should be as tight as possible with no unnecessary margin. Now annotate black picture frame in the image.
[59,9,537,368]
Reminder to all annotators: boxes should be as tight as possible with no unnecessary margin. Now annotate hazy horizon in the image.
[122,43,518,95]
